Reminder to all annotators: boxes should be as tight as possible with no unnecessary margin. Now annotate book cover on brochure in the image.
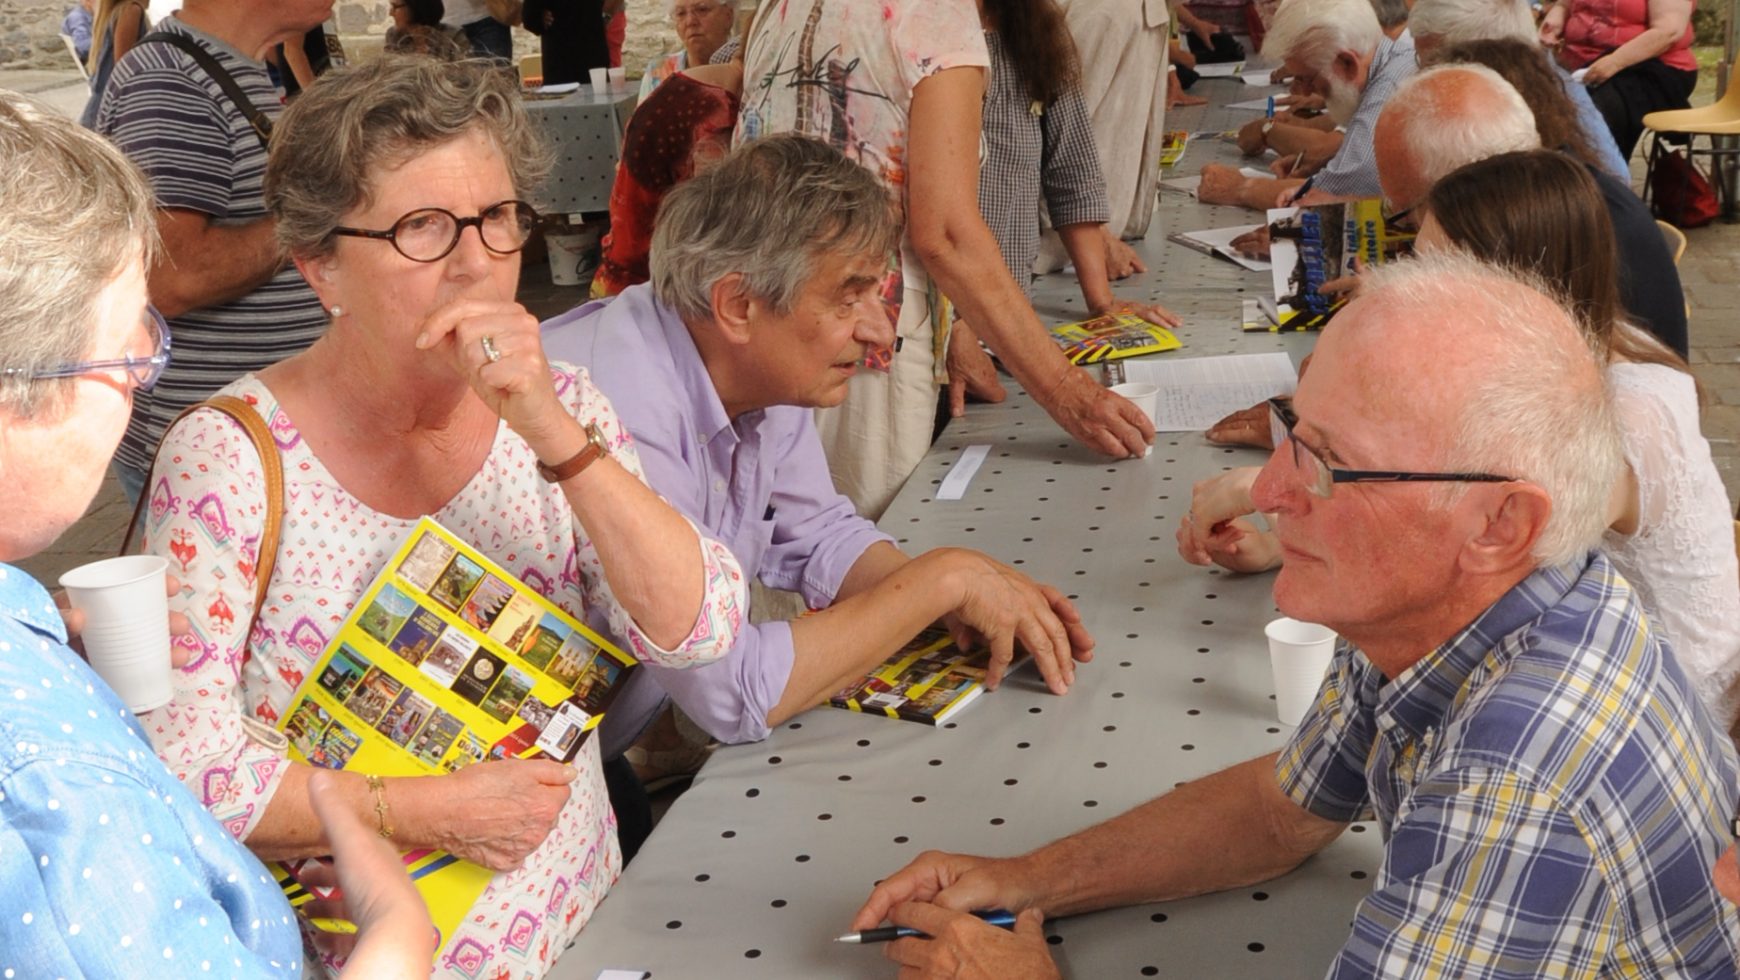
[1266,198,1414,330]
[270,516,637,957]
[829,628,992,726]
[1050,312,1182,365]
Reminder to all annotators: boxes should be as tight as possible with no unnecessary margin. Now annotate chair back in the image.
[60,34,91,84]
[1657,219,1688,264]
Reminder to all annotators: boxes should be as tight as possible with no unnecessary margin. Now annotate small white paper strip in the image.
[936,445,991,500]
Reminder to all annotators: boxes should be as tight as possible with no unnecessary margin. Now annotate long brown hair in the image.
[1437,38,1601,170]
[982,0,1080,107]
[1426,149,1692,379]
[86,0,143,74]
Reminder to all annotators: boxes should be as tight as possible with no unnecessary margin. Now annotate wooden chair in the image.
[1641,83,1740,223]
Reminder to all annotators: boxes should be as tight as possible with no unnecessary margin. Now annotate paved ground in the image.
[10,65,1740,587]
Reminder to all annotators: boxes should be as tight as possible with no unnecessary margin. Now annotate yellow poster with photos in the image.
[271,517,636,958]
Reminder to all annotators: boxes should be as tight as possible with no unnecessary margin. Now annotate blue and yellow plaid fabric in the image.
[1277,552,1740,978]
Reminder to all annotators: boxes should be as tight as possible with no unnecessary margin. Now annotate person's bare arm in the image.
[282,40,317,91]
[855,753,1345,928]
[1583,0,1693,81]
[906,67,1152,458]
[111,1,146,61]
[1264,125,1342,174]
[1058,223,1180,327]
[1198,165,1305,211]
[149,208,284,318]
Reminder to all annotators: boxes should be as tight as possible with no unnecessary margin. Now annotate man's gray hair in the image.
[1356,252,1621,567]
[0,90,157,418]
[1409,0,1535,49]
[1386,64,1540,189]
[1261,0,1384,72]
[1370,0,1410,30]
[650,134,898,324]
[264,54,553,259]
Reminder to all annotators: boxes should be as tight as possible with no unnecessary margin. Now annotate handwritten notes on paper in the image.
[1115,353,1297,431]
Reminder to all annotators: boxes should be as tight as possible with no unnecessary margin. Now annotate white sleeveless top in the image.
[1602,361,1740,728]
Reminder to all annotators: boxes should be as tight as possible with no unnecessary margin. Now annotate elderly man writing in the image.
[543,134,1093,759]
[1199,0,1415,210]
[852,253,1740,978]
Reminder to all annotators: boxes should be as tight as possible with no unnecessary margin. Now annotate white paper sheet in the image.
[536,81,581,94]
[1170,224,1271,272]
[1242,71,1280,87]
[936,445,991,500]
[1193,61,1245,78]
[1114,353,1298,431]
[1225,97,1274,111]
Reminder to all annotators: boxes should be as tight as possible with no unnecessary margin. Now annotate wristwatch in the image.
[537,422,611,483]
[1261,119,1276,137]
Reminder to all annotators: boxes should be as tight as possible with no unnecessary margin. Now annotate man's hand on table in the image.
[1206,402,1273,448]
[854,850,1043,933]
[1036,366,1154,459]
[883,904,1059,980]
[928,549,1094,695]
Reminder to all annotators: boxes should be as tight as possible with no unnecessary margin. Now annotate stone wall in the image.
[1,0,79,69]
[0,0,689,73]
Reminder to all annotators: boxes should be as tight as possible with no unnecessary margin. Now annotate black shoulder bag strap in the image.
[138,30,273,149]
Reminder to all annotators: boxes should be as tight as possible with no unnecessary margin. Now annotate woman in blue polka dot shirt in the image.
[0,91,431,978]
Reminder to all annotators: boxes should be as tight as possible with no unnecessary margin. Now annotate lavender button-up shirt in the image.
[543,285,893,748]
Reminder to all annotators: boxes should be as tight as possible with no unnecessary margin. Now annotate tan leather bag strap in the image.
[121,395,284,641]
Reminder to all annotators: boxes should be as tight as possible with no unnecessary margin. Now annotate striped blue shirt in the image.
[95,16,326,477]
[1310,30,1416,199]
[1277,552,1740,978]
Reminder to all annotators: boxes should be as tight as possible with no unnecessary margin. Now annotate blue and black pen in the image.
[834,909,1019,945]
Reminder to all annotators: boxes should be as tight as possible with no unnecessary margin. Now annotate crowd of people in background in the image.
[7,0,1740,976]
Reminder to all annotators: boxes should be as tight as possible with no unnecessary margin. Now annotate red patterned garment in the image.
[591,72,740,298]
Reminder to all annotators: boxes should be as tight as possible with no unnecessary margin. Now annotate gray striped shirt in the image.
[96,16,325,478]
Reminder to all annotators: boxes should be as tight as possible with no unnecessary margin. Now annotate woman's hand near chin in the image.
[414,297,576,450]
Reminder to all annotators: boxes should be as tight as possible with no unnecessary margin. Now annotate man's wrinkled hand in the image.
[1037,367,1153,459]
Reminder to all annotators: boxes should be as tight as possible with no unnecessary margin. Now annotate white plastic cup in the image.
[59,555,173,713]
[607,66,626,88]
[544,225,601,286]
[1265,616,1337,726]
[589,67,609,90]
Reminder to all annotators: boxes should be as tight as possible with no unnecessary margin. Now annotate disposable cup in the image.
[1109,382,1160,456]
[545,225,601,286]
[607,66,626,88]
[1265,616,1337,726]
[59,555,173,713]
[589,67,609,90]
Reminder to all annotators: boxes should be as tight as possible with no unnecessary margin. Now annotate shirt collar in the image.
[635,285,748,448]
[1370,554,1589,746]
[0,563,69,643]
[1372,29,1413,76]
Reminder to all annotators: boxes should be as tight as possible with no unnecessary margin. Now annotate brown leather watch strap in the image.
[537,422,609,483]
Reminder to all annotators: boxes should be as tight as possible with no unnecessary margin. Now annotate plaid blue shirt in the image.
[1309,30,1416,199]
[1277,552,1740,978]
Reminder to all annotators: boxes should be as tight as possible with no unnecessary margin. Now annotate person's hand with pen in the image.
[848,852,1061,979]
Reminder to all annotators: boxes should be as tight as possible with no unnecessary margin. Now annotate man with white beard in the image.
[1199,0,1416,211]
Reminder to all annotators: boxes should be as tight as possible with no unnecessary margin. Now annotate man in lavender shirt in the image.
[543,135,1094,777]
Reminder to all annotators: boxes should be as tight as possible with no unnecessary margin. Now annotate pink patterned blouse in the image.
[137,366,746,979]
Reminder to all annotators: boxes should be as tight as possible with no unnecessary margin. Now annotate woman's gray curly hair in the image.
[264,54,553,259]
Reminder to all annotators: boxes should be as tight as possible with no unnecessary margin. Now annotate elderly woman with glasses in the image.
[134,55,747,978]
[638,0,738,99]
